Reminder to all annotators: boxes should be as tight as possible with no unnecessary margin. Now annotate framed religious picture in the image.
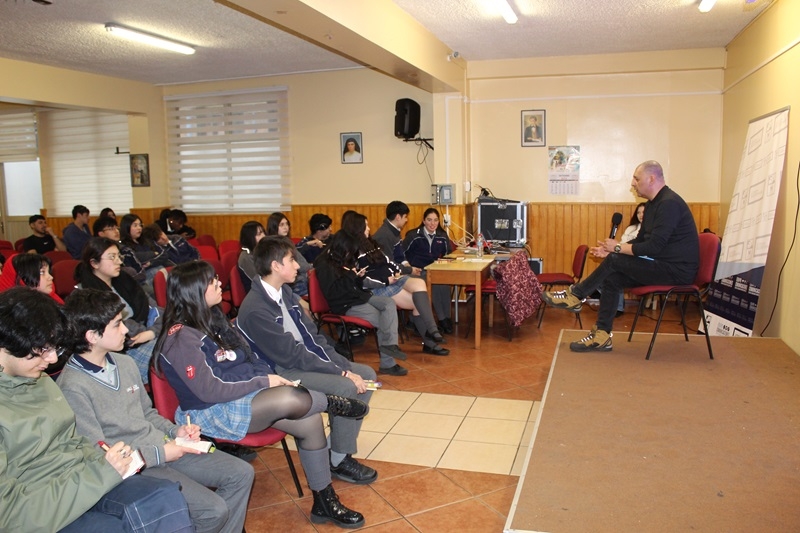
[521,110,546,147]
[341,132,363,164]
[130,154,150,187]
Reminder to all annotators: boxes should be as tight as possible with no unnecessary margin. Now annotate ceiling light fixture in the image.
[698,0,717,13]
[105,23,195,55]
[493,0,518,24]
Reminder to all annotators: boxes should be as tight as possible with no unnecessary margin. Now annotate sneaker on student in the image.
[331,455,378,485]
[542,285,584,311]
[569,327,613,352]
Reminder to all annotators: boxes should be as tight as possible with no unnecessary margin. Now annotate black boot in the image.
[310,483,365,529]
[326,394,369,419]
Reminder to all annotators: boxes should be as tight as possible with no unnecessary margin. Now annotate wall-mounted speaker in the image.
[394,98,420,140]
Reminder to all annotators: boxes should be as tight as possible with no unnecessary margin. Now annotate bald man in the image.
[542,160,699,352]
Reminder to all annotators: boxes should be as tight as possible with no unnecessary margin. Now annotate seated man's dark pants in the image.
[571,254,695,332]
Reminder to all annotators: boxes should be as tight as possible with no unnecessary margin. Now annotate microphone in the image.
[609,212,623,239]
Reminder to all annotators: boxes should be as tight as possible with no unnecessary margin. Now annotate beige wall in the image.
[162,69,435,206]
[722,0,800,350]
[2,50,724,211]
[0,60,437,209]
[463,50,725,205]
[0,57,168,209]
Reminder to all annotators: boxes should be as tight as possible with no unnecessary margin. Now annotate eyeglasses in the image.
[30,346,65,358]
[102,226,119,231]
[101,254,121,262]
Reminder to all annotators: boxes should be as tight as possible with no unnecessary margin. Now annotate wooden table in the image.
[425,256,495,349]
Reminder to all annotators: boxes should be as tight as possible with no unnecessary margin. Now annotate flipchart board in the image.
[704,107,790,337]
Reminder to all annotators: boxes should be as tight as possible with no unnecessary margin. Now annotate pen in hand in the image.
[184,414,200,441]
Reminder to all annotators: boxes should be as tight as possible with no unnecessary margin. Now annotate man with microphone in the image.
[542,160,699,352]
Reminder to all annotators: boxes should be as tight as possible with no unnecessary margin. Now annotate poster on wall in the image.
[704,107,790,337]
[130,154,150,187]
[548,145,580,195]
[341,132,363,164]
[521,110,546,147]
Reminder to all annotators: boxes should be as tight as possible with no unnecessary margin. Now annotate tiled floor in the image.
[244,299,702,531]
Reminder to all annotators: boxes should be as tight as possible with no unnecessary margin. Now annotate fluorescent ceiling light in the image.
[105,23,195,55]
[493,0,518,24]
[698,0,717,13]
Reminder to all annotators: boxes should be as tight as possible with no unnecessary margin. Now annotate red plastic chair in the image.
[220,250,241,283]
[153,269,168,308]
[218,240,241,258]
[463,279,501,337]
[230,265,248,308]
[52,259,80,300]
[537,244,589,328]
[0,249,17,261]
[148,368,303,497]
[14,238,26,253]
[307,269,379,360]
[44,250,73,265]
[627,232,721,360]
[195,234,217,249]
[0,240,13,250]
[196,245,219,261]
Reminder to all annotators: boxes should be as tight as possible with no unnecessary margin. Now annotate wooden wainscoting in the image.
[41,202,717,280]
[527,202,719,277]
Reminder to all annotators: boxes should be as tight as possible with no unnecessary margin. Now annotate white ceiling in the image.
[0,0,773,87]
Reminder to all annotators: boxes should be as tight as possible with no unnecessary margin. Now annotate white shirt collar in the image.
[260,278,282,304]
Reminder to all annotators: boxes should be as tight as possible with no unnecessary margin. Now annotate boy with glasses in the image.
[0,287,193,532]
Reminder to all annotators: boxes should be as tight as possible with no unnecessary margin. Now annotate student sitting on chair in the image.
[58,289,254,533]
[23,214,67,254]
[0,287,193,533]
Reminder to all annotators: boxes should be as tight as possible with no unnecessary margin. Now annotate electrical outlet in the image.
[443,213,451,226]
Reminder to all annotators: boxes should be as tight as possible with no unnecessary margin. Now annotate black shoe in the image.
[214,442,258,462]
[425,330,446,344]
[310,483,365,529]
[330,455,378,485]
[615,310,624,318]
[326,395,369,419]
[439,318,454,334]
[422,344,450,356]
[378,364,408,376]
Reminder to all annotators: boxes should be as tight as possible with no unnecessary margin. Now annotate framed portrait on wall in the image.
[521,110,546,147]
[130,154,150,187]
[341,132,363,164]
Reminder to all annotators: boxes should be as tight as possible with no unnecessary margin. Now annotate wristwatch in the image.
[614,244,621,254]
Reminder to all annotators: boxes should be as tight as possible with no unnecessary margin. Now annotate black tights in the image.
[246,386,327,451]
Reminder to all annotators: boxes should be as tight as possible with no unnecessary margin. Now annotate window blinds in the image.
[0,110,38,163]
[37,109,132,217]
[165,88,291,213]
